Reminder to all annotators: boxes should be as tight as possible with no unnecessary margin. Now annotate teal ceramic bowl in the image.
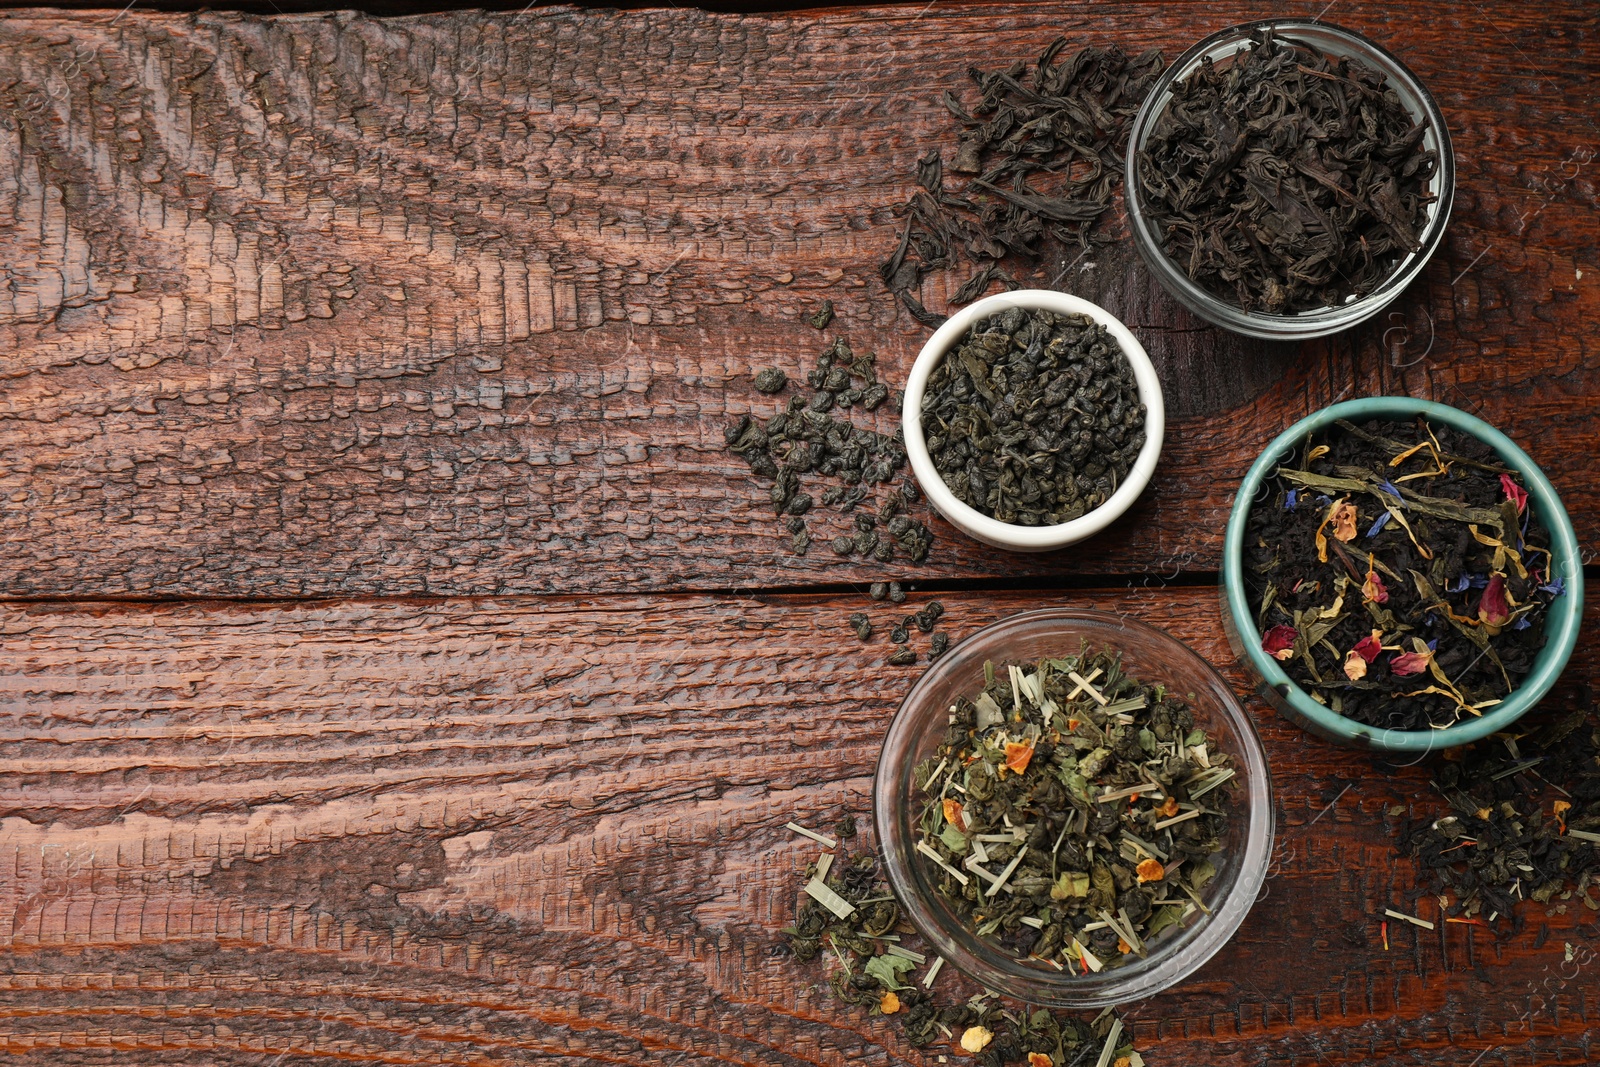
[1222,397,1584,752]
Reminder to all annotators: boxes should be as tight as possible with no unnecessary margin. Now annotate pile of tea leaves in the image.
[1243,417,1564,730]
[1135,28,1438,314]
[1404,699,1600,929]
[781,818,1144,1066]
[915,647,1233,973]
[880,42,1165,327]
[725,311,935,566]
[921,306,1146,525]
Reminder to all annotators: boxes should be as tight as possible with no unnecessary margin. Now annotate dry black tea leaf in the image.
[1404,696,1600,929]
[922,306,1145,525]
[880,41,1165,325]
[1135,28,1437,313]
[1243,417,1564,730]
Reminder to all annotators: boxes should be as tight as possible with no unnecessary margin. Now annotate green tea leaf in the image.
[1144,904,1186,939]
[1050,871,1090,900]
[1189,859,1218,892]
[939,824,970,855]
[864,953,917,990]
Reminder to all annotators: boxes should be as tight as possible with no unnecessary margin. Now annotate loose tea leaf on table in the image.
[1135,28,1438,314]
[1243,417,1564,730]
[725,334,935,564]
[914,647,1233,974]
[880,42,1165,326]
[780,821,1144,1065]
[1404,697,1600,929]
[921,306,1146,525]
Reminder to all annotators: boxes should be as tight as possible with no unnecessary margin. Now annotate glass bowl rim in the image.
[872,606,1276,1007]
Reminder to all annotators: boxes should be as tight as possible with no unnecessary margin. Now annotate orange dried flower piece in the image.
[1067,718,1082,731]
[942,798,967,833]
[1028,1054,1053,1067]
[880,991,901,1015]
[1004,741,1035,775]
[1136,858,1165,883]
[1117,937,1131,954]
[1332,501,1359,542]
[1114,1058,1132,1067]
[1159,796,1180,818]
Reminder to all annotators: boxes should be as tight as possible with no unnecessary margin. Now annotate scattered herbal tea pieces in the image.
[921,306,1146,525]
[1404,699,1600,928]
[914,647,1234,974]
[780,819,1143,1065]
[1136,28,1438,314]
[1243,417,1563,730]
[881,41,1165,325]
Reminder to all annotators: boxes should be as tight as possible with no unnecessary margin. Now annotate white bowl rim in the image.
[902,289,1166,551]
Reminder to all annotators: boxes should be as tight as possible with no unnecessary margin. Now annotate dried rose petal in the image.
[1478,574,1512,629]
[1332,501,1359,542]
[1362,566,1389,604]
[1352,633,1383,663]
[1500,474,1529,514]
[1344,651,1369,681]
[1262,624,1298,661]
[1390,649,1435,677]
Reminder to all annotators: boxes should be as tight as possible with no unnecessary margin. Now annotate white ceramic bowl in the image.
[902,290,1165,552]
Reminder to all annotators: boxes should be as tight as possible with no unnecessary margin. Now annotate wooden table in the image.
[1,1,1596,1063]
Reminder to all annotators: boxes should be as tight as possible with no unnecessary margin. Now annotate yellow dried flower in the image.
[960,1025,994,1054]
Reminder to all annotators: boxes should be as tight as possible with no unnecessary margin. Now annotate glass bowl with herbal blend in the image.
[1125,20,1454,340]
[1224,397,1583,753]
[874,609,1273,1007]
[902,290,1165,553]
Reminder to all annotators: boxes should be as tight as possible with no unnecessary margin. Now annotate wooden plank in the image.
[1,586,1596,1064]
[0,3,1597,598]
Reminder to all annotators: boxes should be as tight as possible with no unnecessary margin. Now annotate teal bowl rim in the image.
[1222,397,1585,752]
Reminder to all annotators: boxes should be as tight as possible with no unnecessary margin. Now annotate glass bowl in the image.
[1222,396,1585,753]
[902,289,1166,553]
[1125,20,1455,340]
[872,608,1275,1007]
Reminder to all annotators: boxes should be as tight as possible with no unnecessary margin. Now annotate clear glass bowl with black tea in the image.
[873,608,1274,1007]
[1125,20,1455,340]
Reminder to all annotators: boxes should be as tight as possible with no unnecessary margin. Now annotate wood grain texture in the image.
[0,2,1596,597]
[2,586,1598,1066]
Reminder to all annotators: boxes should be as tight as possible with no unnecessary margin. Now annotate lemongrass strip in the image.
[787,822,837,849]
[917,841,970,886]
